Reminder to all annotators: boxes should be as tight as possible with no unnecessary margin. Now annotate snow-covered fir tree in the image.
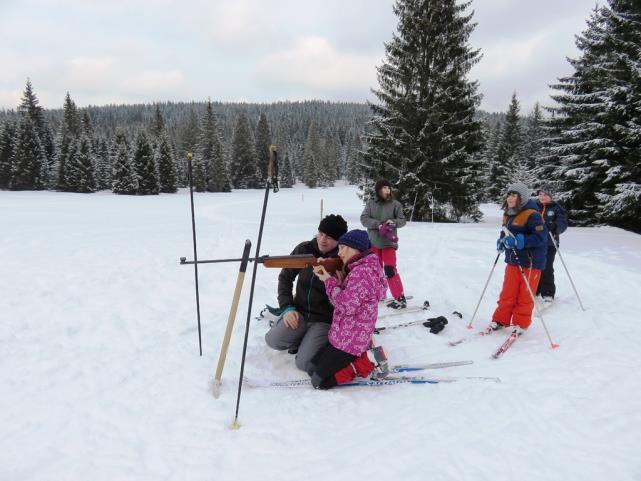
[363,0,483,221]
[55,93,81,191]
[230,112,260,189]
[111,131,138,195]
[17,79,55,185]
[594,0,641,231]
[95,138,112,190]
[65,134,96,193]
[520,102,546,189]
[279,151,295,188]
[254,112,272,183]
[156,133,177,193]
[545,5,615,226]
[10,116,46,190]
[303,121,322,188]
[322,129,341,185]
[0,121,16,189]
[345,132,365,185]
[493,92,523,196]
[150,103,165,139]
[132,131,159,195]
[197,101,230,193]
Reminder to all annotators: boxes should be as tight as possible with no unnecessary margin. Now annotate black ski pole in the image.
[232,145,278,429]
[187,151,203,356]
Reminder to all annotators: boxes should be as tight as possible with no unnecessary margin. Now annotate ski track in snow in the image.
[1,185,641,481]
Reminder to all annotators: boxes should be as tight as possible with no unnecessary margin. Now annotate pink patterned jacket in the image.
[324,251,387,356]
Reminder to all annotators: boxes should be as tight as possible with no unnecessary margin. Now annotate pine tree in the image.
[156,133,177,193]
[303,121,322,188]
[112,131,138,195]
[545,6,613,226]
[521,102,546,189]
[0,121,16,189]
[95,138,111,190]
[254,112,272,183]
[133,131,159,195]
[494,92,523,193]
[65,135,96,193]
[345,132,365,184]
[150,103,166,139]
[18,79,55,186]
[595,1,641,231]
[196,101,229,192]
[480,121,501,201]
[10,116,46,190]
[363,0,483,221]
[279,152,295,188]
[230,112,260,189]
[56,93,81,191]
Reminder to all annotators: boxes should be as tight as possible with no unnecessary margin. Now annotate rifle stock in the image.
[261,254,343,273]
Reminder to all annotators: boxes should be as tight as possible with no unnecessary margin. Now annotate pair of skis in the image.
[244,360,501,388]
[449,325,522,359]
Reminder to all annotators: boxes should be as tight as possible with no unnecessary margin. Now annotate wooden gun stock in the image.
[260,254,343,273]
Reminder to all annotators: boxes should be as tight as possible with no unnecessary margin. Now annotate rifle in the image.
[261,254,343,273]
[180,253,343,273]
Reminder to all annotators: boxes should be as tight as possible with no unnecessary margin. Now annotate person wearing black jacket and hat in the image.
[535,185,568,303]
[265,214,348,373]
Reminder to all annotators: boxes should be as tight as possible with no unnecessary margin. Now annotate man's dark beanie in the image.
[318,214,348,241]
[375,178,391,193]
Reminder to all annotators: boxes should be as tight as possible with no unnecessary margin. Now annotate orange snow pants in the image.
[492,264,541,329]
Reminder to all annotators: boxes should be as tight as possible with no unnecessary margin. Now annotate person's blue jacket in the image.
[499,199,548,270]
[535,200,567,246]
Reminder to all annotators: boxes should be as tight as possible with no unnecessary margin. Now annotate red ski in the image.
[491,329,521,359]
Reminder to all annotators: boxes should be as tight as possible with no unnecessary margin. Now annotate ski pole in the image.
[466,251,501,329]
[179,256,256,265]
[232,145,279,429]
[213,239,252,399]
[548,231,586,311]
[501,227,559,349]
[186,152,203,356]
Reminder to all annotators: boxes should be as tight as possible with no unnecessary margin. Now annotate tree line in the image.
[0,87,370,194]
[1,0,639,232]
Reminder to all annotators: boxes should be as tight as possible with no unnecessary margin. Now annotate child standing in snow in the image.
[490,182,548,336]
[309,229,388,390]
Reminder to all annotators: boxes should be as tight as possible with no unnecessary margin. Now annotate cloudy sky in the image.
[0,0,595,113]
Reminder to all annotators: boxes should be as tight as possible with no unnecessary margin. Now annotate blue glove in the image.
[503,233,525,250]
[496,238,505,252]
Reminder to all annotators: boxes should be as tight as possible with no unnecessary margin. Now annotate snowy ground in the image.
[1,184,640,481]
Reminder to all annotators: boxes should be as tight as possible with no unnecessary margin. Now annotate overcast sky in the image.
[0,0,595,113]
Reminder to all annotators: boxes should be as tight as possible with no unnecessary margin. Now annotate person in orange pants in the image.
[490,182,548,333]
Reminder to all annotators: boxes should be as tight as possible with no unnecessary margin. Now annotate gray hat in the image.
[506,182,530,209]
[537,184,554,198]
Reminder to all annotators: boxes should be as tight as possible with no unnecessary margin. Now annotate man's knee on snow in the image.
[264,329,291,351]
[384,265,396,278]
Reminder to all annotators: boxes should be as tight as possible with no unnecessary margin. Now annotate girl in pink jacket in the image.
[310,229,388,389]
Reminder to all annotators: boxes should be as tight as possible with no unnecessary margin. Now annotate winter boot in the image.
[489,321,505,331]
[366,345,389,379]
[387,295,407,310]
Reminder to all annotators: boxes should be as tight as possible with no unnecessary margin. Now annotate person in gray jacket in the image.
[360,178,408,308]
